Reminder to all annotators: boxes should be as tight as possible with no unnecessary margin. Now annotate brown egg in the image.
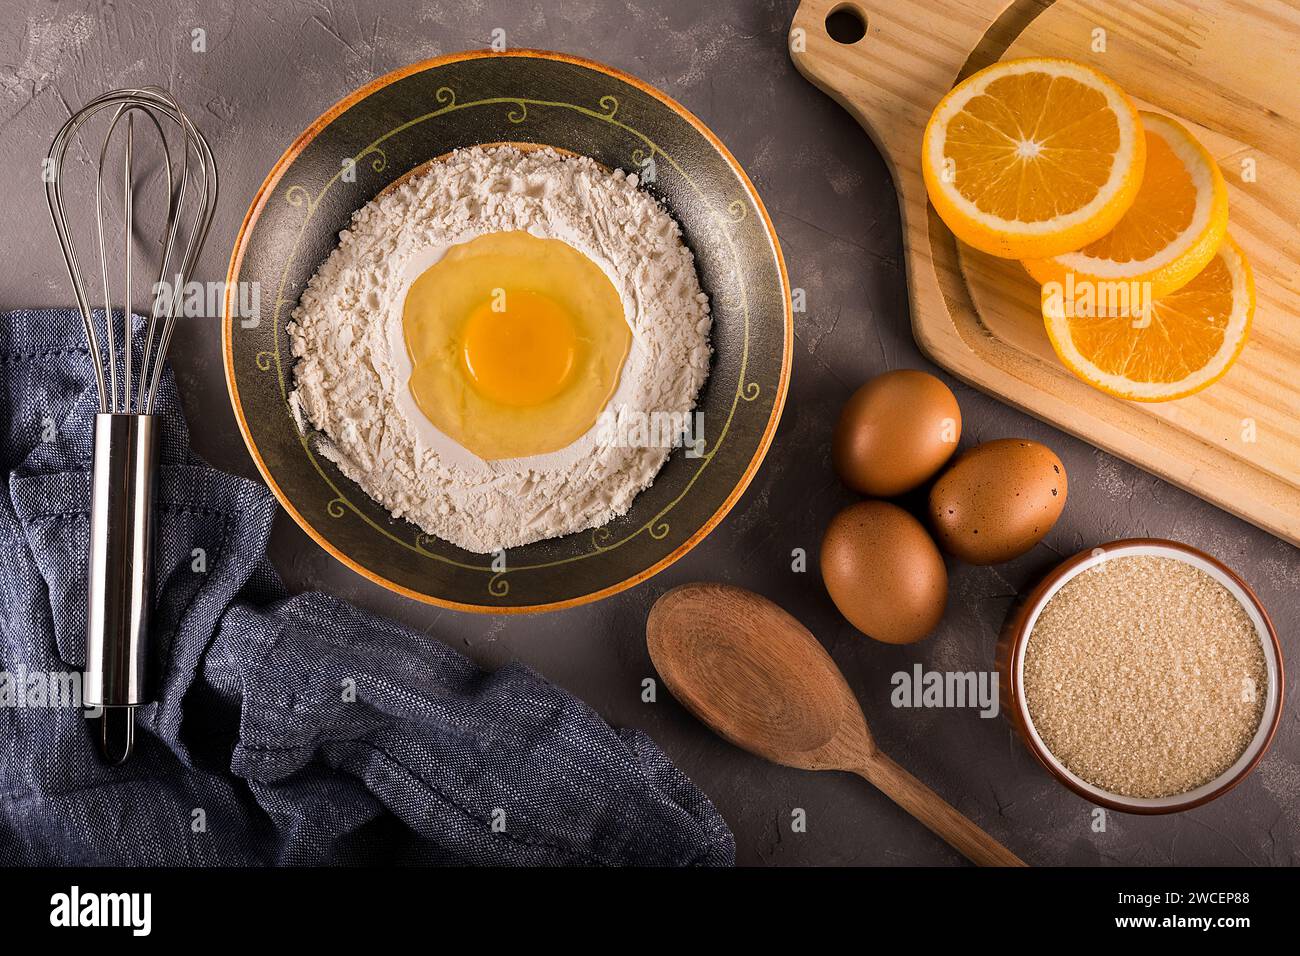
[928,439,1067,565]
[832,370,962,497]
[820,500,948,644]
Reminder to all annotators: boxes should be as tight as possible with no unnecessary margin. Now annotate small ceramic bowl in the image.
[998,539,1285,813]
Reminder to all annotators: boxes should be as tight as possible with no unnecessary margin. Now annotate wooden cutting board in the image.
[791,0,1300,546]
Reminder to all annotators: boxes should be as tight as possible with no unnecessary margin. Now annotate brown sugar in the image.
[1023,555,1267,799]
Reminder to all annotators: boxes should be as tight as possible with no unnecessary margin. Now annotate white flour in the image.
[288,145,711,553]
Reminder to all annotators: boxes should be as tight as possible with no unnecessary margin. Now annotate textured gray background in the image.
[2,0,1295,866]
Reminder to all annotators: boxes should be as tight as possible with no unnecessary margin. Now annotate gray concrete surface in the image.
[2,0,1295,866]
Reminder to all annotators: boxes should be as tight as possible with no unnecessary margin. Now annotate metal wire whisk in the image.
[45,87,218,764]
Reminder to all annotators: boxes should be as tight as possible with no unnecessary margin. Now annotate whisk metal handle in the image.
[84,413,159,760]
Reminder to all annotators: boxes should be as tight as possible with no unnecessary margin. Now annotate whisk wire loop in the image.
[45,86,218,414]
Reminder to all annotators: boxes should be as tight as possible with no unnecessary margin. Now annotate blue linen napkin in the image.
[0,309,734,866]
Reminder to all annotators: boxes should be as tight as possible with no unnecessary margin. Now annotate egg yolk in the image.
[402,231,631,461]
[460,291,577,407]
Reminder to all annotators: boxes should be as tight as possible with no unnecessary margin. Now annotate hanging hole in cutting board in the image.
[825,4,868,44]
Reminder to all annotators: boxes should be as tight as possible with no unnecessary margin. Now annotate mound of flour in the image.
[288,145,711,553]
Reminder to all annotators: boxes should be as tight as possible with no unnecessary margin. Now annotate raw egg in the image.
[402,230,631,460]
[928,439,1067,564]
[820,500,948,644]
[832,370,962,496]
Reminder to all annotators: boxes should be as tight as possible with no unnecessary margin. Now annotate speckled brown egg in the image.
[820,500,948,644]
[928,439,1067,564]
[832,370,962,496]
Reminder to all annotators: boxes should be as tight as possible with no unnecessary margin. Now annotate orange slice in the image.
[1042,237,1254,402]
[922,58,1145,259]
[1024,113,1228,299]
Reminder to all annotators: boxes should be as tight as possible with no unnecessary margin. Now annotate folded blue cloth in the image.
[0,309,733,866]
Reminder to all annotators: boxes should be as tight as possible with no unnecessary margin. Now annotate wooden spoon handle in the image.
[855,752,1026,866]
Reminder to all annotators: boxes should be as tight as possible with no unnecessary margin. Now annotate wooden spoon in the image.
[647,582,1025,866]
